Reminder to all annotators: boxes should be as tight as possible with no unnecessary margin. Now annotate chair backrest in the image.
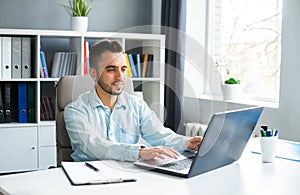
[56,75,134,166]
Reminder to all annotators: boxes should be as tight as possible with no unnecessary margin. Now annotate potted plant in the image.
[221,70,243,100]
[61,0,94,31]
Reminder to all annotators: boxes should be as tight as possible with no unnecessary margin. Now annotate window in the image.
[184,0,283,104]
[213,0,282,102]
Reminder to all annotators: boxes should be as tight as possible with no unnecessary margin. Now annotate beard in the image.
[97,78,124,95]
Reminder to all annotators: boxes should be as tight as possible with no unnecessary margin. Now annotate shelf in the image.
[39,121,56,125]
[0,28,165,173]
[39,78,60,82]
[131,77,161,82]
[0,123,39,128]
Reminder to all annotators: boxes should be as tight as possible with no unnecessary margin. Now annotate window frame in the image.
[184,0,281,107]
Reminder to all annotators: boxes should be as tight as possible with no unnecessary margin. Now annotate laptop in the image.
[133,106,263,178]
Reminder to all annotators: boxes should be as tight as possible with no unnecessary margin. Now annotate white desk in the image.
[1,138,300,195]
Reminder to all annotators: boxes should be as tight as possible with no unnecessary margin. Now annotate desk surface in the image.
[1,138,300,195]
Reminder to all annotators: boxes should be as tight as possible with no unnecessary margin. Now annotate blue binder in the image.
[18,82,28,123]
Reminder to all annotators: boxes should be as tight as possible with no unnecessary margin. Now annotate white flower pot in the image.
[71,16,88,32]
[221,84,243,100]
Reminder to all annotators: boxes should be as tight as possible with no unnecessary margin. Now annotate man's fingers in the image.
[139,146,180,160]
[156,147,179,158]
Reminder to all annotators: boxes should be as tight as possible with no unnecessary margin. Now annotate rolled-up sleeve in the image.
[138,101,190,153]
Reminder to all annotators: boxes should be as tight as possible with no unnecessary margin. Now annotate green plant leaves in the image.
[224,77,240,84]
[61,0,94,16]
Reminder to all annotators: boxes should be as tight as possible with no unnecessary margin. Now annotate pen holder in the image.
[260,135,278,163]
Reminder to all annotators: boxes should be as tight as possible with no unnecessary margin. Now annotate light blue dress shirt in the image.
[64,88,190,162]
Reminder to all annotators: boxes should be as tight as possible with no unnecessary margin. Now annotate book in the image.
[60,52,70,77]
[40,96,50,120]
[59,53,68,77]
[40,66,45,78]
[86,41,90,75]
[127,54,137,77]
[141,54,149,77]
[69,52,77,76]
[83,41,89,75]
[40,49,49,78]
[40,97,45,121]
[44,96,54,120]
[133,54,141,77]
[51,52,77,78]
[51,52,62,78]
[146,54,154,77]
[125,53,133,78]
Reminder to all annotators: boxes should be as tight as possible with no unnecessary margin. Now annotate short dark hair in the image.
[89,39,124,69]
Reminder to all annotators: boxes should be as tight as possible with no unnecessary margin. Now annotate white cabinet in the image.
[0,29,165,173]
[0,126,38,173]
[39,123,56,169]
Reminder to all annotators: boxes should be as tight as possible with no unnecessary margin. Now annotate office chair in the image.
[56,75,134,166]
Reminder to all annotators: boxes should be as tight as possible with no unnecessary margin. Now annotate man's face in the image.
[96,51,127,95]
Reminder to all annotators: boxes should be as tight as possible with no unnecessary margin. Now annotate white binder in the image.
[21,37,31,78]
[0,37,2,79]
[11,37,22,78]
[2,37,11,79]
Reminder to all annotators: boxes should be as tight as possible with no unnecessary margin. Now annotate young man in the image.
[64,39,202,162]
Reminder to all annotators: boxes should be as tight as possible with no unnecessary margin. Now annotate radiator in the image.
[184,122,208,137]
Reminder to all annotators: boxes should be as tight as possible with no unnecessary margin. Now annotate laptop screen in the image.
[188,106,263,177]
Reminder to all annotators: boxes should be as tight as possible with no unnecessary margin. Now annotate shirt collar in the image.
[89,87,127,110]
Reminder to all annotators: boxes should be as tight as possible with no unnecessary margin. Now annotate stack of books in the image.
[125,53,154,78]
[40,96,55,121]
[50,52,77,78]
[40,51,77,78]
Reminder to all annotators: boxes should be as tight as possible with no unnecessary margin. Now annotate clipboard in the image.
[61,161,137,185]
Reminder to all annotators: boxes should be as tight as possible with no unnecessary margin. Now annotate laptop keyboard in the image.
[159,158,192,171]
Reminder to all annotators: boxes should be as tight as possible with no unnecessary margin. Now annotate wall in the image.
[0,0,152,32]
[2,0,299,142]
[184,0,300,142]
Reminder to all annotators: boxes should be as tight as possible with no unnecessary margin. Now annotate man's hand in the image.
[186,136,203,150]
[138,146,179,160]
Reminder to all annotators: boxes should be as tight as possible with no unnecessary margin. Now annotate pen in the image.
[261,125,268,131]
[260,130,267,137]
[89,178,137,184]
[266,129,273,137]
[85,162,99,172]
